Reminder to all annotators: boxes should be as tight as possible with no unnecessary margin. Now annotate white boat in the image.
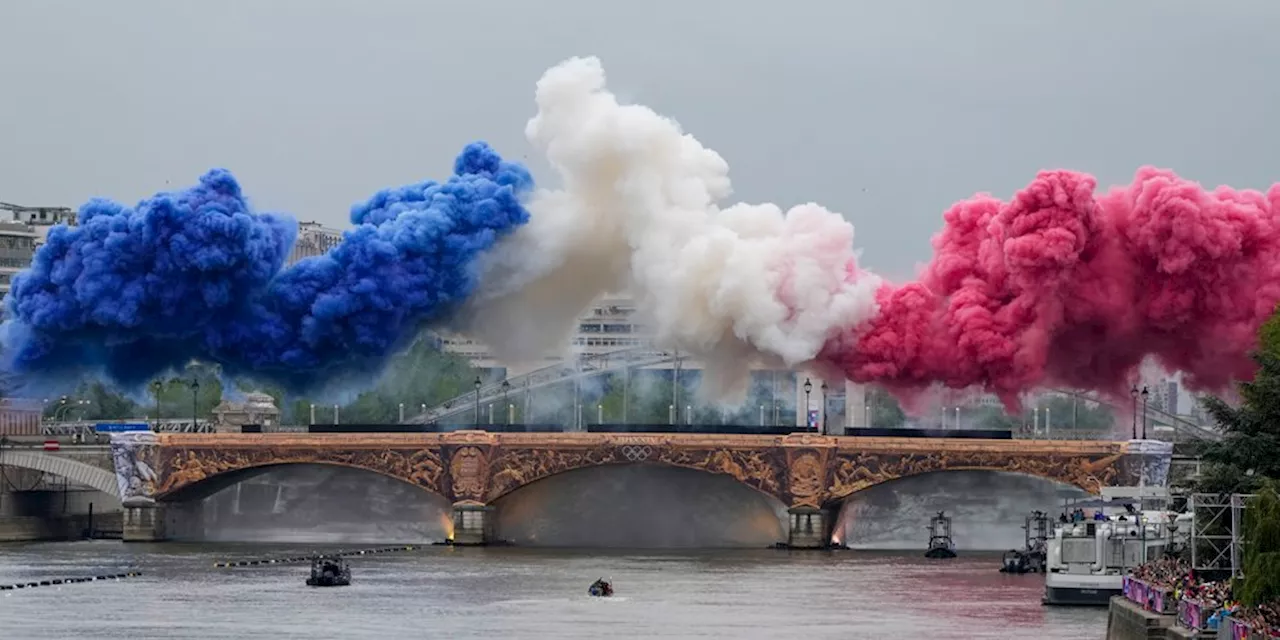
[1042,486,1190,606]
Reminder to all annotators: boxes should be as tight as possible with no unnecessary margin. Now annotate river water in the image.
[0,541,1105,639]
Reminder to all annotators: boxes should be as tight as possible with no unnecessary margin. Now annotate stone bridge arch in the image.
[820,442,1123,507]
[154,459,451,504]
[0,449,120,498]
[151,445,451,503]
[479,439,794,505]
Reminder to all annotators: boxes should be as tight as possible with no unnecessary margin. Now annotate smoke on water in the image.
[6,55,1280,410]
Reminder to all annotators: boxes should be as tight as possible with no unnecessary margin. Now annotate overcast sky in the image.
[2,0,1278,279]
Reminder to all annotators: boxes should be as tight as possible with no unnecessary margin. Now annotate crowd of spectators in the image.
[1129,557,1280,635]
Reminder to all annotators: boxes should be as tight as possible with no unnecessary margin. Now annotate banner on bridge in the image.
[94,423,150,433]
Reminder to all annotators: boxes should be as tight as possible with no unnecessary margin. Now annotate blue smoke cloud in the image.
[1,141,532,392]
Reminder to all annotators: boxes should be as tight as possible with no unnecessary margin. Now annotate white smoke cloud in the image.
[463,56,882,398]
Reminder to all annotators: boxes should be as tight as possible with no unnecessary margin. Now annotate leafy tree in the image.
[1239,482,1280,607]
[973,406,1019,431]
[1196,310,1280,493]
[867,388,905,428]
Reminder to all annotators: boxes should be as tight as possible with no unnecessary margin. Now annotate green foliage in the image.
[313,337,484,424]
[1197,309,1280,493]
[867,388,905,428]
[1239,483,1280,607]
[1040,395,1114,431]
[972,406,1018,430]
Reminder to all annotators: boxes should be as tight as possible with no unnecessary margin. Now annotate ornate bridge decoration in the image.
[114,431,1169,510]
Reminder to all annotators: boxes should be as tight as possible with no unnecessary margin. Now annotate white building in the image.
[0,206,74,297]
[286,221,343,265]
[0,220,39,297]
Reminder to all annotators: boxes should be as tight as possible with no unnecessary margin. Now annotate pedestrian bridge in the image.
[110,431,1172,547]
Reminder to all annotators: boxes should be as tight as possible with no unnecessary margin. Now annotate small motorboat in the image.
[999,511,1048,573]
[1000,549,1032,574]
[305,555,351,587]
[588,577,613,597]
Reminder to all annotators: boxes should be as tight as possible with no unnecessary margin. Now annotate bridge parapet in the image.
[109,431,1172,545]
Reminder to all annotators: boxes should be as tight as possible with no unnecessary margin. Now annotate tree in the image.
[1239,482,1280,607]
[1039,395,1114,431]
[1196,310,1280,493]
[973,406,1019,431]
[867,388,905,428]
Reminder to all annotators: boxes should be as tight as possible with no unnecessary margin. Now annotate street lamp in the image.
[820,381,829,434]
[1141,386,1150,440]
[501,380,511,425]
[151,381,163,428]
[1129,386,1139,440]
[803,378,813,431]
[473,376,482,428]
[189,378,200,431]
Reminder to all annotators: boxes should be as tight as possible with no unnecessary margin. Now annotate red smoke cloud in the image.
[817,167,1280,410]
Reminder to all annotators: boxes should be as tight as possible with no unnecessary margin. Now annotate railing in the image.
[40,421,215,438]
[1177,597,1207,631]
[1224,616,1256,640]
[1122,576,1176,614]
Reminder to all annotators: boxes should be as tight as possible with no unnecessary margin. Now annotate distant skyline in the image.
[3,0,1279,280]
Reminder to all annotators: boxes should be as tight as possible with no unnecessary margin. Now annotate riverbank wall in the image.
[1105,595,1254,640]
[0,512,122,542]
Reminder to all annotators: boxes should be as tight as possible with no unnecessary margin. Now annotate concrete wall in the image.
[0,512,121,542]
[1104,596,1214,640]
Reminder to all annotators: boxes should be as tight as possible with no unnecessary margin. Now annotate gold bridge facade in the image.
[110,431,1169,546]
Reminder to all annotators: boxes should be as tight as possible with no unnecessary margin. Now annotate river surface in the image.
[0,541,1105,639]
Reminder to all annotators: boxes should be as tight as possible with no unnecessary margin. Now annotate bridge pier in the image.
[450,501,493,546]
[786,506,833,549]
[122,503,167,542]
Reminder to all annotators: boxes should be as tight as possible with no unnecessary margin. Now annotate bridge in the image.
[0,445,119,498]
[406,347,1222,443]
[110,430,1172,547]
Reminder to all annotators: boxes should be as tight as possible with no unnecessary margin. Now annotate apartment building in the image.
[286,221,343,266]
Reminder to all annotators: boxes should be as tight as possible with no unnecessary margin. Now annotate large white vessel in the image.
[1042,486,1190,606]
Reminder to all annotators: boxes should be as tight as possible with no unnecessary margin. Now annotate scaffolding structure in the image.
[1190,492,1255,578]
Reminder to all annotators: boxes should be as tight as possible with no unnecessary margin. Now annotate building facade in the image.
[0,206,77,297]
[0,398,43,436]
[286,221,343,266]
[0,221,38,297]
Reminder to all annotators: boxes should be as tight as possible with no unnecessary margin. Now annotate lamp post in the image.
[189,378,200,430]
[1130,386,1139,440]
[1141,386,1150,440]
[772,370,779,426]
[803,378,813,431]
[151,381,162,428]
[820,381,829,435]
[473,376,482,428]
[501,380,511,425]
